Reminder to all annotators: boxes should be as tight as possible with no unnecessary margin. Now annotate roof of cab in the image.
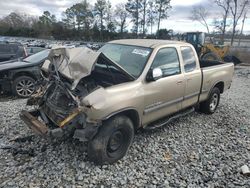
[108,39,188,48]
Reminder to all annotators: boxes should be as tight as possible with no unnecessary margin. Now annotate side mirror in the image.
[146,68,163,82]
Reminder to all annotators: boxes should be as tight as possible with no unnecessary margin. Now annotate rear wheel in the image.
[12,76,35,98]
[199,87,220,114]
[87,115,134,165]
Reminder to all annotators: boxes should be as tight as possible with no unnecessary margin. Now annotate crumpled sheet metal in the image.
[42,47,101,90]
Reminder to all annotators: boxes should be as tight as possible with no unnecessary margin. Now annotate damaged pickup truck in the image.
[20,39,234,165]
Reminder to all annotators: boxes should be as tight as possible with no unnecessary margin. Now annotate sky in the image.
[0,0,249,34]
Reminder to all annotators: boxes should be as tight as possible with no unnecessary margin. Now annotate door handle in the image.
[176,80,183,84]
[187,78,192,81]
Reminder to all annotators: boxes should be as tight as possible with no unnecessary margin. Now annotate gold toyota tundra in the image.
[20,39,234,164]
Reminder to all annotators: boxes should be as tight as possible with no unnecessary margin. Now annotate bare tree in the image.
[212,19,224,34]
[191,5,210,34]
[229,0,249,45]
[238,11,247,46]
[115,3,128,35]
[214,0,231,43]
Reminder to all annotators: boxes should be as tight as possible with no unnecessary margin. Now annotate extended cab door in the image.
[142,47,185,125]
[180,46,202,108]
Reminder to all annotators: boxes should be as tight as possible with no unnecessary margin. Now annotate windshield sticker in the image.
[132,49,150,57]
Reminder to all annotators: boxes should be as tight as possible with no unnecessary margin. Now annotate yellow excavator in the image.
[185,32,241,65]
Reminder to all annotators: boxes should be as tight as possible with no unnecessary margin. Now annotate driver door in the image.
[142,47,185,125]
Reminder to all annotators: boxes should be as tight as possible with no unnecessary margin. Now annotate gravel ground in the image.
[0,66,250,188]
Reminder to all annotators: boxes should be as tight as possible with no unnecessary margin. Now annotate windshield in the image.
[99,43,152,78]
[23,49,50,63]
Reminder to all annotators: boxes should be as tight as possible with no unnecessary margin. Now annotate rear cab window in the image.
[180,46,197,72]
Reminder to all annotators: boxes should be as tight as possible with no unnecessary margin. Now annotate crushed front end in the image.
[20,47,134,143]
[19,47,102,142]
[20,78,100,142]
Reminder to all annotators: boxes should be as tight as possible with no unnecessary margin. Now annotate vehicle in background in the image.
[88,43,104,51]
[86,43,92,49]
[20,39,234,165]
[63,44,75,48]
[27,41,46,48]
[26,47,45,56]
[185,32,241,65]
[0,42,27,62]
[76,42,88,48]
[0,49,50,97]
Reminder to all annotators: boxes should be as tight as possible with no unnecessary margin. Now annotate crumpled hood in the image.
[42,47,101,90]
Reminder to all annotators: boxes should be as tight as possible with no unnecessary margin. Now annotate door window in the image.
[151,48,181,77]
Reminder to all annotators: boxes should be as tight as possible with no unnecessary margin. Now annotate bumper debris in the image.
[19,110,49,137]
[20,109,99,142]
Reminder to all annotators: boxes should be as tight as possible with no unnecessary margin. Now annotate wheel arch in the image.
[103,108,141,130]
[204,81,224,101]
[12,71,37,81]
[214,81,224,94]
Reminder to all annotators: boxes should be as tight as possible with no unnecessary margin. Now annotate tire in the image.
[202,52,221,61]
[87,115,134,165]
[199,87,220,114]
[12,76,36,98]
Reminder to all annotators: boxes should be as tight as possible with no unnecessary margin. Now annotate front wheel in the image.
[199,87,220,114]
[87,115,134,165]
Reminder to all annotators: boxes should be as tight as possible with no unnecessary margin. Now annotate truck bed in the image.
[200,60,227,68]
[199,60,234,102]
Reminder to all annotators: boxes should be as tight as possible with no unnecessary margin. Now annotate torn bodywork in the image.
[21,47,133,142]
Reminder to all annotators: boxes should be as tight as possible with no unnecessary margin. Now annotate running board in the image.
[144,107,195,130]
